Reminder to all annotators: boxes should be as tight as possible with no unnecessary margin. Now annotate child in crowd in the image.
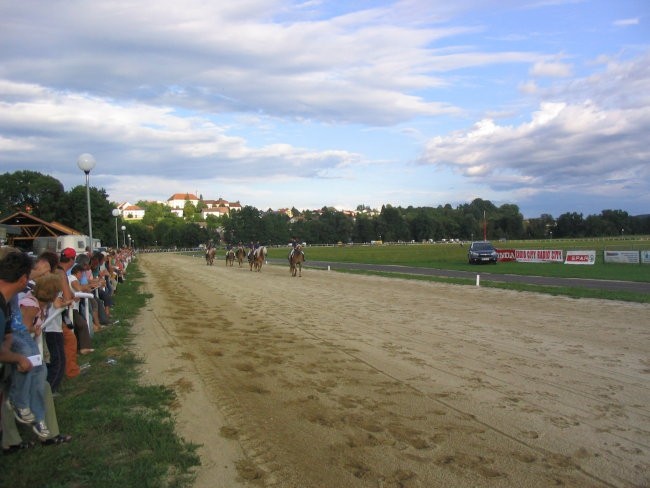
[4,256,66,439]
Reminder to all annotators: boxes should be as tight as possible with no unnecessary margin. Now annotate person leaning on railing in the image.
[0,248,72,453]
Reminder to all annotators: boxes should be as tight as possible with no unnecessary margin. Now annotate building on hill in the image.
[116,202,145,220]
[165,193,242,217]
[214,198,230,208]
[277,208,293,218]
[167,193,200,210]
[202,207,230,219]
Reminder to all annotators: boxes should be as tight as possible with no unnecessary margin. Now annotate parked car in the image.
[468,241,498,264]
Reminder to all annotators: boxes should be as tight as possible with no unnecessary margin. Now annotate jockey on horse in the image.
[225,243,235,266]
[288,237,305,262]
[247,241,255,262]
[235,241,246,267]
[249,242,267,271]
[248,240,261,263]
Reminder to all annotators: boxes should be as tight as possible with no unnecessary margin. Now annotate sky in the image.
[0,0,648,219]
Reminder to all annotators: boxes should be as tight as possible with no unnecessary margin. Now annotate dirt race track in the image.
[133,253,650,488]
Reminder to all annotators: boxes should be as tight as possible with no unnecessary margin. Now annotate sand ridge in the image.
[133,252,650,487]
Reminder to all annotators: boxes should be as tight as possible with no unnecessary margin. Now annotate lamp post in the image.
[121,225,126,248]
[77,153,96,250]
[128,234,131,248]
[112,209,120,249]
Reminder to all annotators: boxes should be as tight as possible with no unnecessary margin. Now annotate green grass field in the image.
[268,238,650,283]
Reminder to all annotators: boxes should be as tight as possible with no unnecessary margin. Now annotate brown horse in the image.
[289,245,305,277]
[225,249,235,266]
[249,246,267,272]
[235,246,246,267]
[205,247,216,265]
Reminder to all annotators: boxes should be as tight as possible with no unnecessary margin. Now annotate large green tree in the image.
[261,211,290,245]
[222,206,264,244]
[494,203,525,239]
[63,185,116,245]
[556,212,585,237]
[0,170,67,221]
[377,205,409,242]
[137,201,173,226]
[352,213,376,243]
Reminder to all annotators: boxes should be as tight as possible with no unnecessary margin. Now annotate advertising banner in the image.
[604,250,640,264]
[642,250,650,264]
[515,249,563,263]
[565,250,596,265]
[496,249,516,262]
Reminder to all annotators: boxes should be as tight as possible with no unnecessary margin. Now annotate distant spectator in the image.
[68,265,94,354]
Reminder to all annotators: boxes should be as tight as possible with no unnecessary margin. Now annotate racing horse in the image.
[225,248,235,266]
[205,247,216,266]
[235,246,247,267]
[289,244,305,277]
[249,246,267,272]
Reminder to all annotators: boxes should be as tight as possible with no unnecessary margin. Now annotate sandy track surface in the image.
[133,253,649,487]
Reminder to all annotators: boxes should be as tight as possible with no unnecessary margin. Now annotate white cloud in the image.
[0,81,360,180]
[519,80,539,94]
[420,53,650,203]
[530,60,573,78]
[613,18,639,27]
[0,0,538,126]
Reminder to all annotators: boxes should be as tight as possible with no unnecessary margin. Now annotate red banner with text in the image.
[514,249,564,263]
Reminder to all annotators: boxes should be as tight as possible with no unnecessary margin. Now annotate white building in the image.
[166,193,200,210]
[116,202,145,220]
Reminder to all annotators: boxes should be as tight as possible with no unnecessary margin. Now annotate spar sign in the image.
[565,250,596,265]
[514,249,563,263]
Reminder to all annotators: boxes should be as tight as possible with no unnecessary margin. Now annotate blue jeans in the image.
[9,329,47,422]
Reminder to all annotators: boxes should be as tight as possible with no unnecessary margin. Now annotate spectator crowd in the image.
[0,244,134,454]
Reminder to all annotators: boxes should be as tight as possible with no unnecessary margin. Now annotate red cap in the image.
[61,248,76,259]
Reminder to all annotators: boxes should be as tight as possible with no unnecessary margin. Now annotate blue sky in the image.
[1,0,648,218]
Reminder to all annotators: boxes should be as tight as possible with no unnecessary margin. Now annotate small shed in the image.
[0,211,82,249]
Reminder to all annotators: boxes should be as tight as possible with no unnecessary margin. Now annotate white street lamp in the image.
[77,153,96,250]
[128,234,131,248]
[112,209,120,248]
[121,225,126,248]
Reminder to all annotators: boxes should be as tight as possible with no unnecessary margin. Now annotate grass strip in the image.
[1,262,200,488]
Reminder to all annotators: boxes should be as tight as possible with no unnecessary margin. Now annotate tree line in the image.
[1,170,648,249]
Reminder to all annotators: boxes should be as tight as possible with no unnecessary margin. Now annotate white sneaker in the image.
[8,399,36,424]
[32,421,51,439]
